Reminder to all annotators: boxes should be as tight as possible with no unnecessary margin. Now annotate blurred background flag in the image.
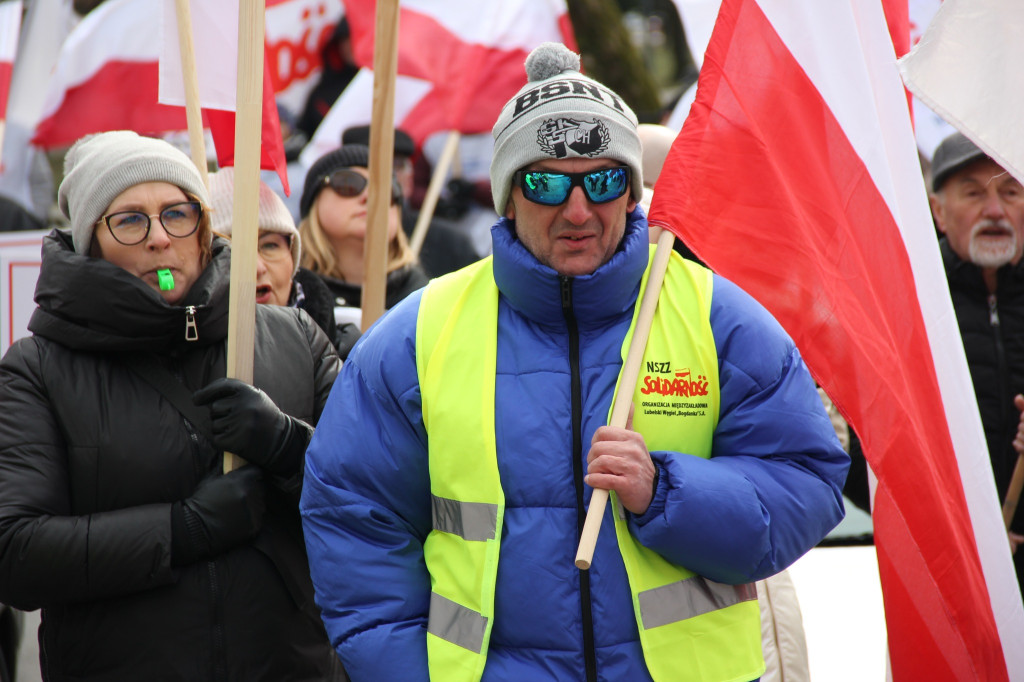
[311,0,576,151]
[0,0,23,156]
[158,0,289,193]
[31,0,186,148]
[899,0,1024,184]
[649,0,1024,678]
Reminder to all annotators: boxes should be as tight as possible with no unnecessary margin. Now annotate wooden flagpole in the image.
[575,228,676,569]
[223,0,265,472]
[361,0,400,331]
[172,0,209,188]
[409,130,460,257]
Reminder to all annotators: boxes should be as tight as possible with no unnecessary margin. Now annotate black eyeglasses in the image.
[98,201,203,246]
[323,169,402,205]
[513,166,630,206]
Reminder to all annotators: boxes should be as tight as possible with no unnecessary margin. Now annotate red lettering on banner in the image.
[640,374,710,397]
[266,8,336,93]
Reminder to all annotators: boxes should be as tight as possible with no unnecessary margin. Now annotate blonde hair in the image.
[298,195,416,280]
[192,193,214,267]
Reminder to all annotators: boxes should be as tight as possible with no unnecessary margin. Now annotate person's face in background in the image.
[316,166,401,255]
[255,231,294,305]
[505,158,636,277]
[932,158,1024,269]
[91,181,204,305]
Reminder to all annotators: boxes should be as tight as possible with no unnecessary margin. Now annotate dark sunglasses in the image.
[323,168,402,205]
[513,166,630,206]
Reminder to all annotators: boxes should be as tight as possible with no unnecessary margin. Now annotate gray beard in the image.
[968,220,1017,268]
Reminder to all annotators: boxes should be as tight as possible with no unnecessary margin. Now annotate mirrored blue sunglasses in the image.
[513,166,630,206]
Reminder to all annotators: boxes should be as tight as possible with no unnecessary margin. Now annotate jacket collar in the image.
[491,207,650,329]
[29,229,231,353]
[940,237,1024,297]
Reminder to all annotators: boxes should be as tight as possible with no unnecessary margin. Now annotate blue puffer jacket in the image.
[301,209,849,681]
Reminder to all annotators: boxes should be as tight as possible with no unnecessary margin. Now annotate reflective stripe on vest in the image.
[418,259,502,682]
[416,249,764,682]
[607,248,763,681]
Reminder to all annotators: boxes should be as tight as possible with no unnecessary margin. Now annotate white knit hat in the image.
[490,42,643,215]
[208,167,301,277]
[58,131,210,254]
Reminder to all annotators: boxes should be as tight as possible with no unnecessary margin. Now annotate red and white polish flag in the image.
[316,0,575,150]
[158,0,289,194]
[0,0,22,127]
[32,0,188,148]
[32,0,291,193]
[649,0,1024,679]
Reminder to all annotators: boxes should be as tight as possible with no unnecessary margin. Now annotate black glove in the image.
[193,377,313,476]
[171,467,266,566]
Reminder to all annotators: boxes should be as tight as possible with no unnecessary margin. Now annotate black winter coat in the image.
[941,238,1024,592]
[318,263,429,310]
[0,231,343,681]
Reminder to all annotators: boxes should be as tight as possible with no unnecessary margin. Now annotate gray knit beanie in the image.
[58,131,210,254]
[208,167,301,276]
[490,42,642,215]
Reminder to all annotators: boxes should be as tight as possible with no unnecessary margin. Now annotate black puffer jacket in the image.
[318,262,429,310]
[941,238,1024,589]
[0,231,343,681]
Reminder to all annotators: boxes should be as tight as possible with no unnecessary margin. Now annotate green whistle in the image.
[157,269,174,291]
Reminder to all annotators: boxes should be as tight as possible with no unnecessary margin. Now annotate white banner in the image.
[0,229,45,356]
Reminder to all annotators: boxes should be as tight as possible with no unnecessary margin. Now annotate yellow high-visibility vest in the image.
[416,248,764,682]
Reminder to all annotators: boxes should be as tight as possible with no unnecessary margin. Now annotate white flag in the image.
[158,0,239,111]
[899,0,1024,182]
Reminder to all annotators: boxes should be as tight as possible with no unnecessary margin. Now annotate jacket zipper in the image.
[209,560,227,682]
[561,276,598,682]
[185,306,198,341]
[988,294,1013,471]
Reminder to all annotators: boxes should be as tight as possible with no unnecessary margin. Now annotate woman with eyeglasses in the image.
[298,144,428,329]
[0,131,347,681]
[208,167,361,359]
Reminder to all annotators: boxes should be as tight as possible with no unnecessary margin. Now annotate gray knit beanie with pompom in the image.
[489,42,642,216]
[58,130,210,254]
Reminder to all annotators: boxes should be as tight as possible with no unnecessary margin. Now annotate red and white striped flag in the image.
[158,0,289,194]
[32,0,188,148]
[649,0,1024,679]
[0,1,22,127]
[340,0,576,147]
[32,0,290,193]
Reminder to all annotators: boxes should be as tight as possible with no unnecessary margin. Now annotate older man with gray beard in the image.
[930,131,1024,594]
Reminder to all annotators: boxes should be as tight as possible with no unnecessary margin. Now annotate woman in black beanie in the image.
[298,144,429,329]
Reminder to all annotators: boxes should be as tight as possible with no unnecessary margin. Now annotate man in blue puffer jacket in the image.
[300,42,849,682]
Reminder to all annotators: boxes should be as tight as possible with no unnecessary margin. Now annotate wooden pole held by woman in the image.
[224,0,266,472]
[172,0,209,189]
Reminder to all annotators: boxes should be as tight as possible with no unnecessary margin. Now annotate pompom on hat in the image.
[58,130,210,254]
[490,42,643,215]
[208,167,301,277]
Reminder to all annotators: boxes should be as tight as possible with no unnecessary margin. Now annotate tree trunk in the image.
[565,0,663,123]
